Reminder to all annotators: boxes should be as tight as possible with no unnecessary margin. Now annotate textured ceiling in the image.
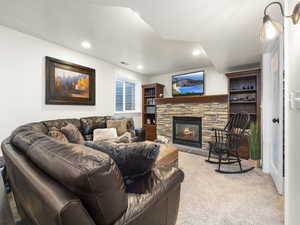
[0,0,282,74]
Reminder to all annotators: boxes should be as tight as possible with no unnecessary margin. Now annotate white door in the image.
[269,37,284,195]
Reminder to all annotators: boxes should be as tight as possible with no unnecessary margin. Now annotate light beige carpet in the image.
[176,152,284,225]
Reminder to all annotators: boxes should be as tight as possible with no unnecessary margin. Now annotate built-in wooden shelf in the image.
[229,89,256,93]
[142,83,164,141]
[155,94,228,104]
[230,101,256,104]
[226,69,261,160]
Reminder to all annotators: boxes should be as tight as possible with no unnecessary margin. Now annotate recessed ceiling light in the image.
[81,41,91,49]
[137,65,144,70]
[120,61,130,66]
[192,49,201,56]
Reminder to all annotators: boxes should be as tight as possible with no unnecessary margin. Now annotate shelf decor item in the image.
[46,56,95,105]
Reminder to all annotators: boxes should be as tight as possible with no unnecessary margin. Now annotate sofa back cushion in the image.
[12,130,46,153]
[43,119,81,131]
[26,136,128,225]
[10,123,48,153]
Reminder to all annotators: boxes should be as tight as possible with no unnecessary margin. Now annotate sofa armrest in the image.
[126,166,184,195]
[114,166,184,225]
[133,128,145,142]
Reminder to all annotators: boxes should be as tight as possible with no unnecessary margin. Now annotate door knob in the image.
[272,118,280,123]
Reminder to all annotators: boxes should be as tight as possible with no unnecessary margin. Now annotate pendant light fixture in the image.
[260,1,300,42]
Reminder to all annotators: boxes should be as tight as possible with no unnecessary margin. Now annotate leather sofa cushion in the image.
[27,136,128,225]
[43,119,81,131]
[10,123,48,153]
[12,130,45,153]
[2,138,96,225]
[61,123,85,144]
[80,116,106,135]
[85,141,160,182]
[11,123,48,136]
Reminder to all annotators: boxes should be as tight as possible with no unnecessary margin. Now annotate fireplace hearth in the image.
[173,117,202,148]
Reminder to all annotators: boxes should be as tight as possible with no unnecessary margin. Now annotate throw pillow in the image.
[48,127,69,143]
[85,141,160,182]
[95,132,132,144]
[93,128,118,141]
[107,119,127,136]
[61,123,85,144]
[80,117,106,135]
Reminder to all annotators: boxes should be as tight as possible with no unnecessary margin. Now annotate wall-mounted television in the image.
[172,71,205,96]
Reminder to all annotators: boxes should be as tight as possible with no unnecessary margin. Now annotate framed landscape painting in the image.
[46,56,95,105]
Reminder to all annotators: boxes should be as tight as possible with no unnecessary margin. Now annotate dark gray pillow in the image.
[85,141,160,181]
[80,116,106,135]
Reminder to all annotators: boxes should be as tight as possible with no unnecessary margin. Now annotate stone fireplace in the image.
[156,95,228,153]
[173,116,202,148]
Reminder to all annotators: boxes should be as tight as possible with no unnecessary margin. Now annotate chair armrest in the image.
[134,128,145,142]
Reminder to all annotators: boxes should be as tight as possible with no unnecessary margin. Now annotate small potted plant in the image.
[248,122,261,168]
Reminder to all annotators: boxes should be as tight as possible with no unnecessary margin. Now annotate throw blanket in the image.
[85,141,160,183]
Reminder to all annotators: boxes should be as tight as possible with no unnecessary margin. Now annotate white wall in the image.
[285,0,300,224]
[147,67,228,97]
[0,25,148,145]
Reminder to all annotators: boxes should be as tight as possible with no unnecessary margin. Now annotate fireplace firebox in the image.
[173,117,202,148]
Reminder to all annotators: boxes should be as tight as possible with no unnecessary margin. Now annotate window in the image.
[115,80,139,112]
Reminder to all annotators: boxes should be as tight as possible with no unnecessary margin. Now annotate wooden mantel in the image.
[155,94,228,104]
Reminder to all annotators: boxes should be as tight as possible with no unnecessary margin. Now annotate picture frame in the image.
[45,56,95,105]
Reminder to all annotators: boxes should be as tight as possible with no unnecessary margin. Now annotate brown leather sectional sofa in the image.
[1,116,184,225]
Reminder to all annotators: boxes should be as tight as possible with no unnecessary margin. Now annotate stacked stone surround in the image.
[156,102,228,152]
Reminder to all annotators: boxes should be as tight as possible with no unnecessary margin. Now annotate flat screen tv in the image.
[172,71,204,96]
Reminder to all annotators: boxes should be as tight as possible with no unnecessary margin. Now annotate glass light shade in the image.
[260,15,283,42]
[292,2,300,24]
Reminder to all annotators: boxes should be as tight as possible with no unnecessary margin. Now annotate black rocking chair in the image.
[206,112,254,174]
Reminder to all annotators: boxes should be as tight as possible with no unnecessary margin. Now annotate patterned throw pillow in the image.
[93,128,118,141]
[93,131,132,143]
[61,123,85,144]
[107,119,127,136]
[48,127,69,143]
